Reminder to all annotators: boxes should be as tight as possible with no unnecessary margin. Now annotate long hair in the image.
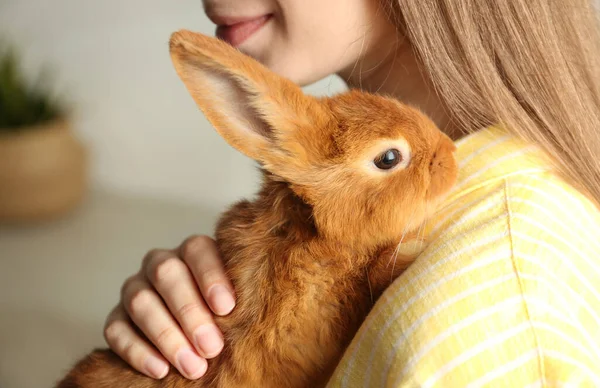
[386,0,600,206]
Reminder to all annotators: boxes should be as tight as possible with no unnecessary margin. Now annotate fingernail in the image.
[195,324,224,358]
[144,356,169,379]
[176,348,207,379]
[208,284,235,315]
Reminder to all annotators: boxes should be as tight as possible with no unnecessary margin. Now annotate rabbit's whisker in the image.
[366,267,374,306]
[388,206,418,283]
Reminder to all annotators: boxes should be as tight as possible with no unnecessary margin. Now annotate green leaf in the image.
[0,40,63,132]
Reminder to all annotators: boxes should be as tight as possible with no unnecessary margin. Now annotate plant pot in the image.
[0,118,88,223]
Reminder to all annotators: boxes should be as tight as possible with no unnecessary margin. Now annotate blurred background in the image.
[0,1,346,387]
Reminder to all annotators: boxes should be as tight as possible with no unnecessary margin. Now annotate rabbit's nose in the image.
[429,135,456,170]
[439,135,457,153]
[427,134,459,200]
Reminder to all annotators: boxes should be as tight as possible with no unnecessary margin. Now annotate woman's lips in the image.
[215,15,272,47]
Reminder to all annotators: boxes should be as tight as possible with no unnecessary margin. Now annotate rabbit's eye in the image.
[374,149,402,170]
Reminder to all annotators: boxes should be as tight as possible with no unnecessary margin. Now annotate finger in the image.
[103,304,169,379]
[179,235,236,316]
[145,249,224,359]
[121,276,208,379]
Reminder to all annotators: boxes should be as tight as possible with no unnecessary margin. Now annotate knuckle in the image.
[151,256,185,285]
[142,248,165,269]
[176,302,205,322]
[126,288,154,316]
[153,325,179,349]
[120,275,139,298]
[180,235,214,260]
[121,339,137,361]
[103,320,126,345]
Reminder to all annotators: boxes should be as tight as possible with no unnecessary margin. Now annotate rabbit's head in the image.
[170,30,457,248]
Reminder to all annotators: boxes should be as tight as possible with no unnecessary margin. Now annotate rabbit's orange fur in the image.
[56,31,457,388]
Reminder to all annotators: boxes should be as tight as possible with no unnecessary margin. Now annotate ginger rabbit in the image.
[56,30,458,388]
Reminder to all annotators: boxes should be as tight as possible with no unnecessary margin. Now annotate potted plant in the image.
[0,44,88,223]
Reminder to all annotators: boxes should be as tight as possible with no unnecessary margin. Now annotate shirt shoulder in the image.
[327,129,600,387]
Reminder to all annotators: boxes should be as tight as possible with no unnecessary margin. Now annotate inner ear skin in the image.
[202,66,275,140]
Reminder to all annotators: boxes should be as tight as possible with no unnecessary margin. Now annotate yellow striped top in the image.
[327,126,600,387]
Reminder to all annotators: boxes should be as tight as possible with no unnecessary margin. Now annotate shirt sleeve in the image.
[326,173,600,388]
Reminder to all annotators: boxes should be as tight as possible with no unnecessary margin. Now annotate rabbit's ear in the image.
[169,30,328,169]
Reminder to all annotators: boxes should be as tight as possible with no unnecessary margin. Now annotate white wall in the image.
[0,0,347,210]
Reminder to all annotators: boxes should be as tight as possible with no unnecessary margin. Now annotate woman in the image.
[103,0,600,385]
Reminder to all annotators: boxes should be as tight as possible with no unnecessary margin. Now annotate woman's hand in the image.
[103,235,236,380]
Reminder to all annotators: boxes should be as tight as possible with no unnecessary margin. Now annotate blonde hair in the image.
[386,0,600,206]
